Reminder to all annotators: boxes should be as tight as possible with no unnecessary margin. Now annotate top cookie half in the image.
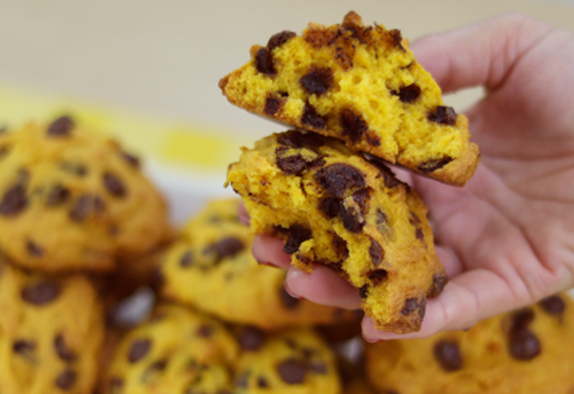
[220,11,479,187]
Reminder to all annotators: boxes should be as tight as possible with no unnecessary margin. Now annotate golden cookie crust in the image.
[0,117,172,272]
[160,198,360,330]
[226,130,446,334]
[365,294,574,394]
[0,259,105,394]
[220,11,479,187]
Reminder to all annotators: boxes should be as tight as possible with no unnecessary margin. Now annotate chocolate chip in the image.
[331,234,349,260]
[255,47,275,76]
[367,158,401,188]
[415,228,424,241]
[60,162,88,176]
[103,172,127,198]
[396,84,421,103]
[257,377,269,388]
[315,164,366,199]
[508,329,541,361]
[47,116,74,137]
[418,157,453,173]
[369,238,384,266]
[376,210,389,234]
[409,211,421,226]
[267,30,296,51]
[196,325,213,338]
[54,334,77,362]
[21,281,61,305]
[277,130,325,150]
[204,237,245,262]
[428,273,448,298]
[510,309,535,331]
[428,106,457,126]
[352,188,370,213]
[319,197,341,219]
[279,286,300,309]
[26,240,44,257]
[122,151,141,169]
[387,29,404,50]
[359,285,369,299]
[433,340,463,372]
[69,194,106,222]
[539,295,565,315]
[339,202,366,233]
[46,185,70,206]
[128,339,152,363]
[301,102,327,129]
[264,95,284,116]
[55,369,77,390]
[300,67,334,96]
[402,297,423,317]
[180,250,194,268]
[276,150,312,176]
[238,326,265,351]
[13,340,36,361]
[283,225,312,254]
[310,361,327,374]
[0,184,27,216]
[335,46,354,69]
[340,108,368,143]
[276,358,307,384]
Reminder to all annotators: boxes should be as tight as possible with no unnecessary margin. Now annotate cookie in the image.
[160,198,361,330]
[365,293,574,394]
[101,304,239,394]
[219,11,479,186]
[0,117,172,272]
[234,328,341,394]
[0,258,105,394]
[226,130,446,333]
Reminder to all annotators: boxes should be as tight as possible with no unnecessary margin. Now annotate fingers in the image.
[410,14,552,93]
[238,202,250,225]
[361,268,520,341]
[252,235,291,269]
[285,265,362,310]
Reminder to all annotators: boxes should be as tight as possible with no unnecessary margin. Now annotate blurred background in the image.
[1,0,573,221]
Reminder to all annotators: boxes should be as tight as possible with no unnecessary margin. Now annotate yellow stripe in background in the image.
[0,84,240,171]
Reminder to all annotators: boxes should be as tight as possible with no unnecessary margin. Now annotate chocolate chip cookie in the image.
[365,294,574,394]
[226,130,446,334]
[220,11,479,186]
[101,303,239,394]
[0,258,105,394]
[0,117,172,272]
[160,198,360,330]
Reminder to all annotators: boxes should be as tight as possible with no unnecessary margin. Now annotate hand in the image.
[245,13,574,340]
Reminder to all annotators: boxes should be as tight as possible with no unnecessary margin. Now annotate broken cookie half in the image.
[226,130,447,334]
[220,11,479,187]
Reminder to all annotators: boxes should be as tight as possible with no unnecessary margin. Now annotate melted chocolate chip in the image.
[388,29,404,50]
[283,225,312,254]
[368,158,401,188]
[255,47,275,76]
[69,194,106,222]
[332,234,349,260]
[55,369,77,390]
[376,209,387,227]
[301,102,327,129]
[319,197,341,219]
[338,203,366,233]
[508,329,541,361]
[277,130,325,150]
[196,325,213,338]
[13,340,36,361]
[341,108,368,143]
[55,334,77,362]
[428,106,457,125]
[60,162,88,176]
[265,95,284,116]
[276,150,312,176]
[310,361,327,374]
[180,250,194,268]
[0,184,27,216]
[47,116,74,137]
[315,163,366,199]
[239,326,265,351]
[122,151,141,169]
[402,297,423,316]
[352,188,370,213]
[433,340,463,372]
[257,377,269,388]
[359,285,369,299]
[367,269,388,286]
[539,295,565,315]
[418,157,453,173]
[397,84,421,103]
[267,30,296,51]
[204,237,245,262]
[128,339,152,363]
[21,281,61,305]
[46,185,70,206]
[428,273,448,298]
[26,240,44,257]
[369,238,384,266]
[103,172,127,198]
[300,67,333,96]
[415,228,424,241]
[276,358,307,384]
[279,286,300,309]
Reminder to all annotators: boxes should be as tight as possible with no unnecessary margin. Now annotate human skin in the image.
[244,13,574,340]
